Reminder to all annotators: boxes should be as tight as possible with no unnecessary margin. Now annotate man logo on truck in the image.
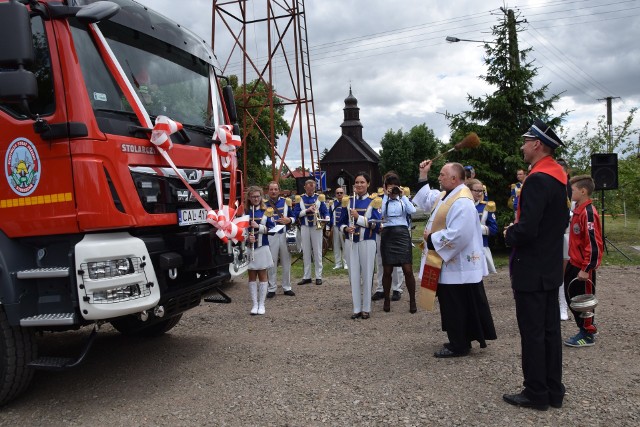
[5,137,41,196]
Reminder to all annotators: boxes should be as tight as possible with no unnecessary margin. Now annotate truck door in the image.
[0,14,78,238]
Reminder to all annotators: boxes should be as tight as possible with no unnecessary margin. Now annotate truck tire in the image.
[110,314,183,337]
[0,306,37,407]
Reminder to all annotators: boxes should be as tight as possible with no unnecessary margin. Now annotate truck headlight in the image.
[87,258,134,279]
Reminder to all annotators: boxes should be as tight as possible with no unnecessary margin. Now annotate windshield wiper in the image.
[182,123,215,136]
[94,108,139,118]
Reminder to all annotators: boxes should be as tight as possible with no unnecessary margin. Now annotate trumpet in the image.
[314,209,325,230]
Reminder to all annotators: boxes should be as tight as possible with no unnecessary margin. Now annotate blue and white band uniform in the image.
[247,208,275,271]
[476,200,497,274]
[293,194,329,281]
[294,194,329,226]
[267,197,294,292]
[330,198,347,268]
[339,194,381,314]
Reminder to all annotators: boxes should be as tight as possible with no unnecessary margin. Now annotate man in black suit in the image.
[503,118,570,411]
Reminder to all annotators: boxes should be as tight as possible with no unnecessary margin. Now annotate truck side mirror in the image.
[222,85,238,124]
[0,0,34,68]
[0,70,38,103]
[76,1,121,23]
[0,0,38,113]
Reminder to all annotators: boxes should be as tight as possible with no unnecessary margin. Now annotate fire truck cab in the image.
[0,0,247,405]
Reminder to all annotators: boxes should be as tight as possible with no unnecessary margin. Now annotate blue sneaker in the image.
[564,330,595,347]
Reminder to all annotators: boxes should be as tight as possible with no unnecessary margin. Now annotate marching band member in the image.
[339,172,381,319]
[265,181,296,298]
[293,179,329,286]
[330,187,348,270]
[246,186,275,315]
[509,168,526,217]
[467,179,497,274]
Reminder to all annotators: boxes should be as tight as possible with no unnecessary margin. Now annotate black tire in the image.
[110,314,183,337]
[0,306,37,407]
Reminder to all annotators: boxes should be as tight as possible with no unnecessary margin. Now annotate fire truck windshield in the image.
[100,20,224,130]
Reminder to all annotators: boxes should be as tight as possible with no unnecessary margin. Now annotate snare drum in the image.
[286,227,302,254]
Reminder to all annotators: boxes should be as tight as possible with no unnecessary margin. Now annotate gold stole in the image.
[418,187,474,311]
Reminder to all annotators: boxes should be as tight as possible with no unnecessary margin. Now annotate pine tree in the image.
[449,8,567,222]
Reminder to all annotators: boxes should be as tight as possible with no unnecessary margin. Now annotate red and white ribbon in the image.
[150,115,182,151]
[207,205,249,244]
[213,124,241,170]
[147,117,247,242]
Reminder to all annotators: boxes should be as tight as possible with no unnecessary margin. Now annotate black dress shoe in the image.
[283,290,296,296]
[372,291,384,301]
[433,346,469,358]
[315,279,323,285]
[351,312,362,319]
[391,291,401,301]
[297,279,312,285]
[266,291,276,299]
[503,393,549,411]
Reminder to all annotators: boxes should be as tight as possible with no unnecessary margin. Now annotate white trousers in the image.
[332,225,346,267]
[300,225,323,280]
[267,232,291,292]
[374,235,403,292]
[348,239,376,314]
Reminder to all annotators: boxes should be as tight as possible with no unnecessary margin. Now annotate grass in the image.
[289,214,640,280]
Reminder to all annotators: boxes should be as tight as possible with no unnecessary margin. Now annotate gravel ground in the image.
[1,265,639,426]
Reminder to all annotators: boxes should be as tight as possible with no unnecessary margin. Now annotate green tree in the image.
[448,9,567,221]
[563,108,639,215]
[378,124,441,188]
[562,108,638,174]
[231,76,290,186]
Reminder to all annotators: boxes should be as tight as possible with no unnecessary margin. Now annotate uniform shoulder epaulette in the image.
[480,200,487,205]
[370,197,382,210]
[403,186,411,197]
[285,198,292,207]
[318,194,326,202]
[486,201,496,212]
[294,195,301,203]
[377,187,384,196]
[341,197,350,207]
[265,207,274,217]
[511,183,516,189]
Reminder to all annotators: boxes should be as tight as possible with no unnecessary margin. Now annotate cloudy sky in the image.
[136,0,640,169]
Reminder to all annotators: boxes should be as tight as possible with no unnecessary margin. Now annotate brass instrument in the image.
[314,209,325,230]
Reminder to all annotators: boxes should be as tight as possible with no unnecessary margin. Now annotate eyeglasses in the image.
[471,189,484,193]
[335,192,344,195]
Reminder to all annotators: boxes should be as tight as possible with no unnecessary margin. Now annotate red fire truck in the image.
[0,0,248,405]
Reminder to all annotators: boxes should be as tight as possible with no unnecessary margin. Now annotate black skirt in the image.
[380,226,412,266]
[437,281,497,352]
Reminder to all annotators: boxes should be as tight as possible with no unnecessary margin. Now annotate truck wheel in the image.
[111,314,183,337]
[0,306,37,407]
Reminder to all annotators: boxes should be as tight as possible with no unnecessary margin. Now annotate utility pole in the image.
[597,96,620,152]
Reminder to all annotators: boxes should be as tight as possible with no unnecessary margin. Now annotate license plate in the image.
[178,208,207,226]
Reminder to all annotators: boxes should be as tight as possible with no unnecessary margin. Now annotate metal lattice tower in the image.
[211,0,320,181]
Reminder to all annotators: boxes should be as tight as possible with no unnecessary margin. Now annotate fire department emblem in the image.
[5,137,41,196]
[573,223,581,234]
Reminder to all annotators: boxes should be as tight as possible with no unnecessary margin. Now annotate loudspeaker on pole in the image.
[591,153,618,190]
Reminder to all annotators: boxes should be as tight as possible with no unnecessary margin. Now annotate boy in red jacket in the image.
[564,175,604,347]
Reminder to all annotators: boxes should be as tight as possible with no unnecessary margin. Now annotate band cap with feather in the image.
[522,118,564,149]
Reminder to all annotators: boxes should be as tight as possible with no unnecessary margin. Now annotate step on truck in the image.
[0,0,249,406]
